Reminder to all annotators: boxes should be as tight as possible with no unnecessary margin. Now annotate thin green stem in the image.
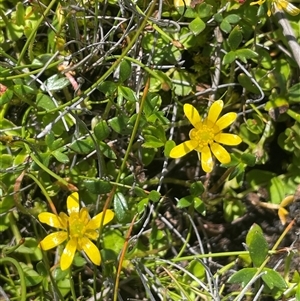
[21,107,70,190]
[0,60,62,81]
[36,6,160,116]
[7,213,32,265]
[69,268,77,301]
[115,78,150,185]
[0,257,27,301]
[17,0,58,65]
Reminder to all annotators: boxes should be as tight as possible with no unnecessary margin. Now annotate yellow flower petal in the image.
[207,100,223,124]
[87,209,115,230]
[79,237,101,266]
[200,146,213,173]
[174,0,191,8]
[38,212,64,229]
[215,112,237,131]
[58,212,69,228]
[214,133,242,146]
[184,104,201,128]
[40,231,67,250]
[169,140,198,158]
[210,143,231,164]
[278,207,289,225]
[280,195,294,207]
[250,0,265,5]
[280,1,300,16]
[67,192,80,215]
[79,207,90,223]
[85,230,99,241]
[60,238,77,271]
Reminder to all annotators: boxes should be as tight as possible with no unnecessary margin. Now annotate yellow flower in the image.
[169,100,242,173]
[250,0,300,16]
[38,192,114,271]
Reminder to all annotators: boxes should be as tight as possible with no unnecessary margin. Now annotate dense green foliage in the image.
[1,0,300,300]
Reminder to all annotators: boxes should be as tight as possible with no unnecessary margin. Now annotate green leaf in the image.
[57,278,71,297]
[97,81,117,97]
[69,138,94,154]
[113,192,129,222]
[222,51,236,65]
[194,197,206,215]
[164,140,176,157]
[15,238,42,261]
[19,262,43,286]
[241,153,256,167]
[246,224,268,267]
[183,260,206,283]
[32,54,54,67]
[223,199,246,222]
[73,255,86,267]
[196,3,213,18]
[94,120,110,141]
[138,198,149,214]
[220,20,231,34]
[51,139,65,151]
[0,119,21,136]
[177,196,193,208]
[150,70,172,91]
[228,268,257,287]
[118,86,137,102]
[288,83,300,103]
[172,70,194,96]
[235,49,258,63]
[15,2,25,26]
[109,115,132,135]
[224,14,241,24]
[141,147,156,166]
[296,282,300,300]
[36,93,57,110]
[269,177,285,205]
[42,74,70,92]
[0,213,10,232]
[148,190,161,202]
[214,13,223,23]
[246,114,264,134]
[119,60,132,82]
[262,268,287,290]
[36,262,48,277]
[0,89,13,106]
[0,29,4,43]
[190,181,204,196]
[102,229,126,256]
[7,23,23,41]
[0,196,14,215]
[0,154,13,169]
[13,85,36,102]
[174,3,196,18]
[99,141,117,159]
[83,178,112,194]
[254,48,273,69]
[228,25,243,51]
[142,135,165,148]
[52,150,69,164]
[45,132,55,148]
[238,73,260,94]
[188,17,206,35]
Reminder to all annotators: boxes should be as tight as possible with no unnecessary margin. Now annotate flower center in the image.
[69,213,85,238]
[190,123,215,148]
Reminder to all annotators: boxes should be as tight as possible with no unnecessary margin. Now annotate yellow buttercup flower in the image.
[38,192,114,271]
[170,101,242,173]
[250,0,300,16]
